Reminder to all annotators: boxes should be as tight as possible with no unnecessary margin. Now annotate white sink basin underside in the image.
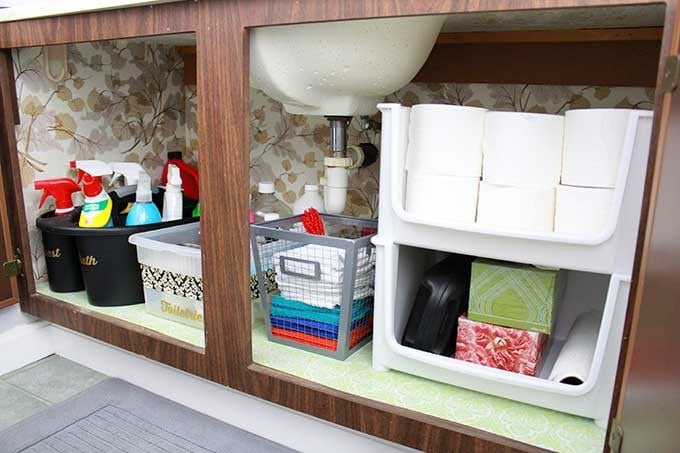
[250,16,445,116]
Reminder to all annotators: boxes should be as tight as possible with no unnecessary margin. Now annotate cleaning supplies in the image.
[80,173,113,228]
[251,181,292,223]
[72,160,114,228]
[107,162,144,215]
[162,151,199,200]
[300,208,325,235]
[70,160,112,183]
[401,254,472,356]
[111,162,144,186]
[126,172,162,226]
[33,178,81,215]
[293,184,325,215]
[162,164,183,222]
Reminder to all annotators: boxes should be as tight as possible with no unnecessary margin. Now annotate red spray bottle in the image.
[34,178,81,215]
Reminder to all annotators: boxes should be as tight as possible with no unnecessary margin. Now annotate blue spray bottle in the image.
[125,172,162,226]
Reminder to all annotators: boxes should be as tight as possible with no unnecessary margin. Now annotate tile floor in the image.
[0,355,107,431]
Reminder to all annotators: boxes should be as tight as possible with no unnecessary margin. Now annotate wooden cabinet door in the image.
[0,163,18,309]
[613,49,680,453]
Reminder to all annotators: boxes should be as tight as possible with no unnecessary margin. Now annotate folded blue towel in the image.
[270,316,339,339]
[270,294,373,325]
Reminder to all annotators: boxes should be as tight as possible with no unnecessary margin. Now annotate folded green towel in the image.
[271,295,372,325]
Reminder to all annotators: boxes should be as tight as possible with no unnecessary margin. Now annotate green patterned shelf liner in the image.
[36,282,206,348]
[468,259,564,334]
[252,323,605,452]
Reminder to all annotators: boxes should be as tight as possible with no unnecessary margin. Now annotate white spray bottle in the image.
[162,164,183,222]
[111,162,143,187]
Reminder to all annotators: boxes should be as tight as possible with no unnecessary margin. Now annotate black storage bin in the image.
[36,211,84,293]
[36,202,198,307]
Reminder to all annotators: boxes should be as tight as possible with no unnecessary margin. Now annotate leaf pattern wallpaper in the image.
[13,38,654,283]
[13,40,191,281]
[249,82,654,219]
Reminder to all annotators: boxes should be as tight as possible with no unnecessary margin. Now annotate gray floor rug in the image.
[0,378,296,452]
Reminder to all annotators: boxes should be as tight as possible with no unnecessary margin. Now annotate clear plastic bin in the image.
[129,223,203,329]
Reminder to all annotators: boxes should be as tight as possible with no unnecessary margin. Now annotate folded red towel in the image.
[272,318,373,352]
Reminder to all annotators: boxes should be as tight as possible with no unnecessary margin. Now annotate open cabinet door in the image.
[0,164,18,309]
[612,46,680,452]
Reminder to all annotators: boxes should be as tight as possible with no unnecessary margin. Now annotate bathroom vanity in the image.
[0,1,679,451]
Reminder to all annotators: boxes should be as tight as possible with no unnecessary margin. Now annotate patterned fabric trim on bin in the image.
[141,265,203,301]
[250,267,277,299]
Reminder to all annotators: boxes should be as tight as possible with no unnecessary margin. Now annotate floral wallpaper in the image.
[13,40,189,281]
[249,82,654,219]
[13,38,655,284]
[249,88,381,218]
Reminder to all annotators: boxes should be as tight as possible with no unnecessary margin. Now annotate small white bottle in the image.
[162,164,183,221]
[293,184,326,215]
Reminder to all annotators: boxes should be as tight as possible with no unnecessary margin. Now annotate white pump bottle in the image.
[162,164,183,221]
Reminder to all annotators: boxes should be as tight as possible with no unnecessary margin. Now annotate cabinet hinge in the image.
[609,421,623,453]
[2,249,22,278]
[662,54,680,93]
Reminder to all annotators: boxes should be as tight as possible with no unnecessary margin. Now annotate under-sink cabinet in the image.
[0,1,678,452]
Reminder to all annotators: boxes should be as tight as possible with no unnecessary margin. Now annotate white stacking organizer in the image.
[371,103,653,425]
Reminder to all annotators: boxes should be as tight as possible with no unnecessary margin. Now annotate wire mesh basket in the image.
[250,214,378,360]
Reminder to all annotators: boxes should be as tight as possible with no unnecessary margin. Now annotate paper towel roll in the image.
[476,182,555,232]
[555,185,615,236]
[405,172,479,223]
[406,104,487,177]
[482,112,564,187]
[549,311,601,385]
[562,109,632,188]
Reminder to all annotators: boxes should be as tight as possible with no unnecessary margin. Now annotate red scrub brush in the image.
[301,208,325,235]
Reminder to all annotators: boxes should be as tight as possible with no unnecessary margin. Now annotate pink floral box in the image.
[454,315,547,376]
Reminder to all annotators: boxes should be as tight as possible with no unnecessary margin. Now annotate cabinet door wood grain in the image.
[613,33,680,453]
[0,166,18,309]
[0,50,20,309]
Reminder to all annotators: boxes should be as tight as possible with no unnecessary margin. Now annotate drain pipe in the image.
[322,116,354,214]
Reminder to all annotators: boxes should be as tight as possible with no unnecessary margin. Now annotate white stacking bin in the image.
[372,103,654,424]
[129,223,203,329]
[372,240,631,425]
[379,103,653,275]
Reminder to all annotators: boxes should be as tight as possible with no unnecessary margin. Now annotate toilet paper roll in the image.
[549,311,601,385]
[562,109,632,188]
[406,104,487,177]
[482,112,564,187]
[405,172,479,223]
[476,182,555,232]
[555,185,615,236]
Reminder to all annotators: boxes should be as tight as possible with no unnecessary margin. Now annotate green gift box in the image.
[468,258,564,334]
